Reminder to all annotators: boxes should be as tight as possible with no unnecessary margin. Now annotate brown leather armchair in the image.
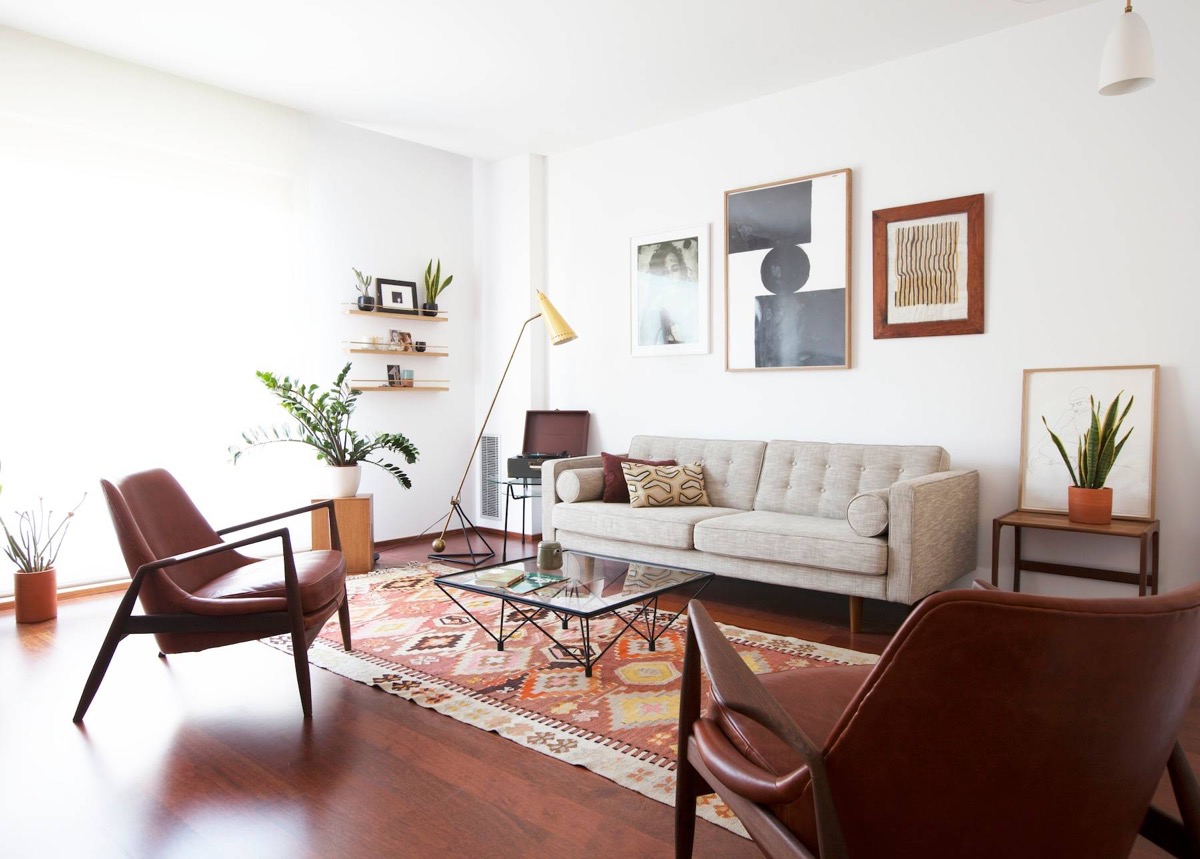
[676,586,1200,858]
[73,468,352,722]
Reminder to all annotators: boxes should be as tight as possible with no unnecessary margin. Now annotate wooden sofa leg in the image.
[849,596,863,634]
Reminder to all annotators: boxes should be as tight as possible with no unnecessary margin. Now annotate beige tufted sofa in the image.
[542,435,979,632]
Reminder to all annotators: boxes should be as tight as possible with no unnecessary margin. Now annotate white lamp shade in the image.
[1099,9,1156,96]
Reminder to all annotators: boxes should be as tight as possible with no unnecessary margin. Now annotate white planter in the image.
[325,464,362,499]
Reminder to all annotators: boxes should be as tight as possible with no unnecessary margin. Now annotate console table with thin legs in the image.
[991,509,1160,595]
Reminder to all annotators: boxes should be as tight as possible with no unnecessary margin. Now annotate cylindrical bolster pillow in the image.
[556,467,606,503]
[846,488,889,537]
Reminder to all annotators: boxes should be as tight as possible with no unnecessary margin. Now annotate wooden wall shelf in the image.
[354,385,450,392]
[349,348,449,358]
[347,309,448,322]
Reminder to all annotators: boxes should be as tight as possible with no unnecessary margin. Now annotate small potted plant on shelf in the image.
[422,258,453,317]
[231,362,419,498]
[353,267,375,311]
[1,465,86,623]
[1042,390,1134,524]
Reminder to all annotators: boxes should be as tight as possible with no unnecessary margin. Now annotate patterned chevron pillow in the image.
[622,462,711,508]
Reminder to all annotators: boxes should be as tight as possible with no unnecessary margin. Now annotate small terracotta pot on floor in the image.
[14,567,57,623]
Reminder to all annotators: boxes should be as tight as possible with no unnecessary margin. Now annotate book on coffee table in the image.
[473,568,526,588]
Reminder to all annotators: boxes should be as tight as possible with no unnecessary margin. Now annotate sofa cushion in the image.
[601,452,676,503]
[694,511,887,575]
[628,436,766,510]
[552,500,741,550]
[624,462,710,508]
[753,442,949,519]
[846,488,889,537]
[557,467,605,504]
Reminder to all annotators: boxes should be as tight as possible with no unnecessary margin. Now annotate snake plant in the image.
[1042,391,1134,489]
[231,362,419,488]
[423,258,453,304]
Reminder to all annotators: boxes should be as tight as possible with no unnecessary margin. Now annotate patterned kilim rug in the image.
[267,564,879,836]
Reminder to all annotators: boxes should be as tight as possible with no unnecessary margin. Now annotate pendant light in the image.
[1099,1,1156,96]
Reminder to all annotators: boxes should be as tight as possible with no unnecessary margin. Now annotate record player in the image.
[507,410,590,479]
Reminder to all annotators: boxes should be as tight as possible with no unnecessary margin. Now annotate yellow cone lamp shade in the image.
[1099,2,1156,96]
[536,290,577,345]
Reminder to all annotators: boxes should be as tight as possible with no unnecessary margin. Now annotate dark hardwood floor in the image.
[1,531,1185,857]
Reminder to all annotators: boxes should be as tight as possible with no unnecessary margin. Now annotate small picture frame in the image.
[1018,364,1159,520]
[630,225,709,357]
[377,279,418,315]
[386,365,403,387]
[389,330,414,352]
[872,194,984,339]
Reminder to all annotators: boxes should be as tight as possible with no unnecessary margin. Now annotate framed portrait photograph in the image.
[377,278,418,315]
[389,330,414,352]
[630,225,709,357]
[1018,364,1159,520]
[872,194,984,339]
[725,168,851,371]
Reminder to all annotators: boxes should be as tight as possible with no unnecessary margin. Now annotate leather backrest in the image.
[785,585,1200,857]
[101,470,246,607]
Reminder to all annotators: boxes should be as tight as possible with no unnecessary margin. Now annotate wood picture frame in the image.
[724,168,852,371]
[630,224,709,357]
[376,278,419,315]
[872,193,984,339]
[1018,364,1159,520]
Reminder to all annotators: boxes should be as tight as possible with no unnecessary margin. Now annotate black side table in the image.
[487,477,542,562]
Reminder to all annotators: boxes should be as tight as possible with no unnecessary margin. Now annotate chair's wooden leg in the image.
[674,752,703,859]
[289,609,313,718]
[1169,740,1200,854]
[848,596,863,634]
[73,603,133,722]
[338,586,352,651]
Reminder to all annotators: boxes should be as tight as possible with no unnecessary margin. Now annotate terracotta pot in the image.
[14,567,57,623]
[1068,486,1113,525]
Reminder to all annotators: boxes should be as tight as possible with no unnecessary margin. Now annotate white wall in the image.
[0,28,475,592]
[544,1,1200,596]
[470,154,549,535]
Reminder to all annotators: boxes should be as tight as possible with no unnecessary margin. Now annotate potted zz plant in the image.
[1,467,86,623]
[232,362,419,498]
[1042,390,1134,525]
[422,258,453,317]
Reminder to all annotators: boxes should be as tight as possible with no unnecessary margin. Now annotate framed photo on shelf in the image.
[725,168,851,371]
[872,194,984,339]
[630,224,709,357]
[377,279,418,315]
[386,365,403,387]
[1018,364,1159,520]
[389,330,414,352]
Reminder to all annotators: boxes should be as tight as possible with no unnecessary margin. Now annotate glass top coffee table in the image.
[434,551,713,677]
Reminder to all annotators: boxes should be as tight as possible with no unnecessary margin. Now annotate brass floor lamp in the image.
[430,290,577,564]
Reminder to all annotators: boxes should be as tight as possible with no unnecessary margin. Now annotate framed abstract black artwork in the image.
[724,168,851,371]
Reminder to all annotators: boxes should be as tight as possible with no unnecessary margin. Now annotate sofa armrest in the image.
[885,469,979,603]
[542,454,608,541]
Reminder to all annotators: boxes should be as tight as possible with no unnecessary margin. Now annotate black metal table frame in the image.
[434,574,712,677]
[496,478,541,563]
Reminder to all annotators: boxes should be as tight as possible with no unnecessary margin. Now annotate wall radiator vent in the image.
[480,434,501,519]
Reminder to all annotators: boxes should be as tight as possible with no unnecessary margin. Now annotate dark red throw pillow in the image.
[601,452,677,503]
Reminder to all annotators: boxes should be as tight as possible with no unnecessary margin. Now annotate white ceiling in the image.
[0,0,1100,160]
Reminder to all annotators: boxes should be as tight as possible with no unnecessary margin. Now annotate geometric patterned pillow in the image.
[622,462,711,508]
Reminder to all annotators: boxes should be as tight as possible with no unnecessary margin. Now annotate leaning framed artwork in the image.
[1018,364,1159,520]
[872,194,984,339]
[725,168,851,371]
[630,224,709,357]
[376,278,419,315]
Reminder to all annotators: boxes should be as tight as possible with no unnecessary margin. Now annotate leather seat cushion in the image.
[193,550,346,614]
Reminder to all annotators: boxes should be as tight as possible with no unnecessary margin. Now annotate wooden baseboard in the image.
[376,529,542,551]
